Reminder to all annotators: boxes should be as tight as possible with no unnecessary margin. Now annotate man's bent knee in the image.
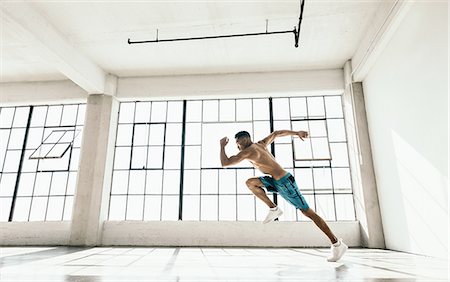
[246,177,262,188]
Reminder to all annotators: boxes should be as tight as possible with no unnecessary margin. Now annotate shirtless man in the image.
[220,130,347,262]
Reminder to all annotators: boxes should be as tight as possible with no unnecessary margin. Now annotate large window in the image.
[109,96,355,221]
[0,104,85,222]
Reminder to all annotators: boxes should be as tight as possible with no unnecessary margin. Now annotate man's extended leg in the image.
[301,208,337,243]
[302,208,347,262]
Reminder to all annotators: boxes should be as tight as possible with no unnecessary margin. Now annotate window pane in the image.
[219,195,236,221]
[307,97,325,118]
[273,120,291,143]
[330,143,349,167]
[63,196,74,220]
[135,102,151,123]
[327,119,346,142]
[114,147,131,170]
[17,172,35,196]
[163,170,180,195]
[252,99,269,120]
[0,108,15,128]
[150,102,167,122]
[183,170,200,195]
[69,148,80,171]
[61,105,78,126]
[203,100,218,122]
[144,195,161,220]
[8,128,25,149]
[236,99,252,121]
[165,123,181,145]
[335,194,355,220]
[118,103,135,124]
[273,98,290,120]
[31,106,47,127]
[237,195,255,221]
[274,144,293,168]
[332,168,352,192]
[183,195,200,220]
[315,195,335,221]
[186,101,202,122]
[33,172,52,196]
[133,124,149,146]
[76,105,86,126]
[145,170,163,194]
[185,146,201,169]
[116,124,133,146]
[325,96,343,118]
[12,107,30,128]
[161,195,178,221]
[3,151,21,172]
[126,195,144,220]
[29,197,47,222]
[219,169,236,194]
[26,128,44,149]
[236,169,254,194]
[0,197,12,222]
[66,172,77,195]
[147,146,163,169]
[309,120,327,137]
[46,106,62,126]
[293,138,312,160]
[109,195,127,220]
[313,168,332,192]
[0,173,17,196]
[294,169,313,192]
[46,196,64,221]
[311,138,331,160]
[290,97,307,118]
[167,101,183,122]
[253,121,270,143]
[200,195,218,220]
[149,124,165,145]
[185,123,201,145]
[219,100,235,122]
[12,197,31,221]
[201,170,218,194]
[128,170,145,195]
[163,147,181,169]
[111,171,129,194]
[131,147,147,169]
[50,172,68,196]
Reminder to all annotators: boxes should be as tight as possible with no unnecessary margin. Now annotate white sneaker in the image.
[263,207,283,224]
[327,238,348,262]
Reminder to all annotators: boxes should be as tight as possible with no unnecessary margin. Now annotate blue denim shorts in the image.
[259,173,310,211]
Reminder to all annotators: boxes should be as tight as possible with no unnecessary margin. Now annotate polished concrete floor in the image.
[0,247,448,281]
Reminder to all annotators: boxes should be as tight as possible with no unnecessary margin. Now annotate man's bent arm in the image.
[220,147,251,167]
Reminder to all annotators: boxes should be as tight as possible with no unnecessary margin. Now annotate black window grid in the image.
[109,96,355,222]
[0,104,85,222]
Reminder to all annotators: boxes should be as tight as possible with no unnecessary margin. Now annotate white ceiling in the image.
[1,0,384,83]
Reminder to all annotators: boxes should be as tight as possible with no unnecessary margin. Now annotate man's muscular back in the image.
[243,142,287,180]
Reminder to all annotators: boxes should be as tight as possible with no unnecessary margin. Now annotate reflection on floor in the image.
[0,247,448,281]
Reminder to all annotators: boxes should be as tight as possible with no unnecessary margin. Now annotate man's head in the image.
[235,131,252,151]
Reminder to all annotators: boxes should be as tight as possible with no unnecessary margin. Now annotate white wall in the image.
[362,2,448,258]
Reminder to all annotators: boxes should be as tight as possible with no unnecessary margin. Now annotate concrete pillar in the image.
[343,61,385,248]
[69,94,119,246]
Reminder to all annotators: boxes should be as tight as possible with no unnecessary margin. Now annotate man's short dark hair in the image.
[235,131,251,139]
